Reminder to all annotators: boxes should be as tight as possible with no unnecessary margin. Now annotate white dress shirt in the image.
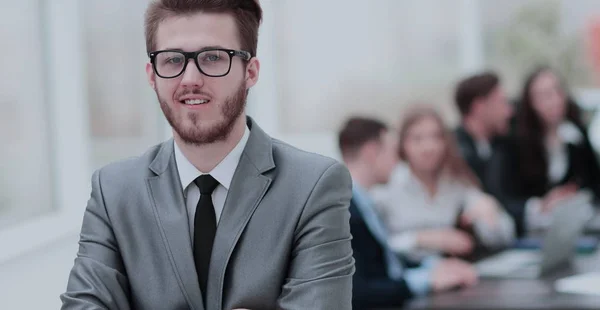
[475,139,492,160]
[371,164,515,260]
[174,126,250,241]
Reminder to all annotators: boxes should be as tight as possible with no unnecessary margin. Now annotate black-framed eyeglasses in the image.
[148,48,252,79]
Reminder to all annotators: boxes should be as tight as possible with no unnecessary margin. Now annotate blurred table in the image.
[405,250,600,310]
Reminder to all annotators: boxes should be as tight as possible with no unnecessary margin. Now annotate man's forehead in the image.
[155,12,239,50]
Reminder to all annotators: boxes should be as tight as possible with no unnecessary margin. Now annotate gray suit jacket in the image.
[60,117,355,310]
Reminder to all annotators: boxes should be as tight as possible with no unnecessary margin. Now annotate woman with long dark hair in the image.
[504,66,600,233]
[372,106,515,260]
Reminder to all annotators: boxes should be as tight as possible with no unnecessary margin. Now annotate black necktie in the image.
[193,174,220,304]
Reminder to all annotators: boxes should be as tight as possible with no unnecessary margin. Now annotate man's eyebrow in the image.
[160,45,228,51]
[200,45,227,50]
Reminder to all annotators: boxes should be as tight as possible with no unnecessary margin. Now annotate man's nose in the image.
[180,60,205,87]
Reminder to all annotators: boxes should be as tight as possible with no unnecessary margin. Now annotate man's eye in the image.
[166,57,184,64]
[204,54,221,62]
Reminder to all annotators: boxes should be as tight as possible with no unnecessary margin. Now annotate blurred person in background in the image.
[490,66,600,236]
[339,117,478,310]
[61,0,355,309]
[372,107,515,262]
[454,71,514,193]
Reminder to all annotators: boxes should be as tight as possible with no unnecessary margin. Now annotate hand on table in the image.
[418,228,474,255]
[431,258,478,292]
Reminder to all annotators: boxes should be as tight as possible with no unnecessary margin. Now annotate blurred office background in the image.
[1,0,600,308]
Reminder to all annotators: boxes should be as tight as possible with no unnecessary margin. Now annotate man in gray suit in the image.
[60,1,354,309]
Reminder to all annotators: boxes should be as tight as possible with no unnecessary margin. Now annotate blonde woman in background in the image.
[372,106,515,261]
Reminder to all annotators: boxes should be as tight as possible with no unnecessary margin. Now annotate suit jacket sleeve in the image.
[277,162,355,310]
[60,169,131,310]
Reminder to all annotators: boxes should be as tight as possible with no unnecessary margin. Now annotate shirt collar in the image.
[399,165,453,197]
[352,181,375,210]
[475,139,492,159]
[398,164,427,192]
[174,126,250,196]
[557,121,584,145]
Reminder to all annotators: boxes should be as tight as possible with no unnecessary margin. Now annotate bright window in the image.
[0,1,54,228]
[83,1,164,171]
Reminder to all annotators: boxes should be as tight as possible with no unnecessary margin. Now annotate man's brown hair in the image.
[454,71,500,116]
[338,117,388,160]
[145,0,263,56]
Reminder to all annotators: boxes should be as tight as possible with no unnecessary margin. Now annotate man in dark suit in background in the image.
[338,117,478,309]
[453,72,514,193]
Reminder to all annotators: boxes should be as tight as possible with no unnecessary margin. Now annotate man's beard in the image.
[158,83,246,146]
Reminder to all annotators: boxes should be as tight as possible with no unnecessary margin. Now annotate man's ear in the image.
[146,62,157,90]
[245,57,260,89]
[471,98,486,115]
[361,140,380,161]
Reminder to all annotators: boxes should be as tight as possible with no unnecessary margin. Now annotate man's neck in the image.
[174,115,247,173]
[346,161,377,190]
[463,116,490,143]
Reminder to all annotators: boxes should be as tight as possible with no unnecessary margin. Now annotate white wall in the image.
[271,0,467,135]
[0,0,53,228]
[248,0,483,161]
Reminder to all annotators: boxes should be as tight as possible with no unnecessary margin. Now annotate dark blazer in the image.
[454,126,525,233]
[486,125,600,236]
[349,199,413,310]
[455,126,488,187]
[454,126,511,194]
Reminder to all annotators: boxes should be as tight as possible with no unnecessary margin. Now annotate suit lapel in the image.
[206,117,275,310]
[146,140,205,310]
[564,143,578,183]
